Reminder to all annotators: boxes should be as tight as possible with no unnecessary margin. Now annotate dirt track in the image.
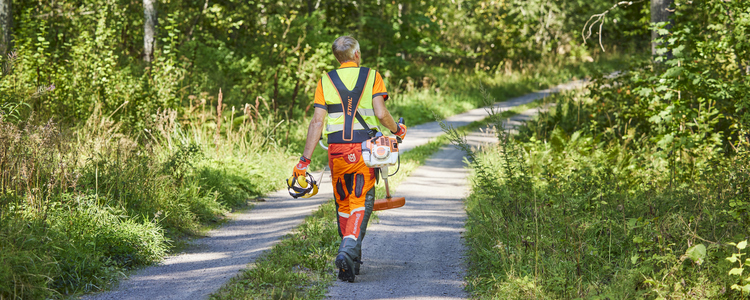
[325,108,541,299]
[81,81,583,300]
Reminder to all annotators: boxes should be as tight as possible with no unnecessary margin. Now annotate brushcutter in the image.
[361,118,406,211]
[316,118,406,210]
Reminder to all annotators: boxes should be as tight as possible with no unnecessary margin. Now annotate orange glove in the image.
[391,123,407,140]
[293,156,311,178]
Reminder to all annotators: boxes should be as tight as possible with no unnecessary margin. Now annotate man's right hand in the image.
[292,156,311,179]
[392,123,407,140]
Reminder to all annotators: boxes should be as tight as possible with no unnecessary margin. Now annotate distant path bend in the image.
[81,80,584,300]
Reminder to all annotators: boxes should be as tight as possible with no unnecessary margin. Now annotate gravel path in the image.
[325,107,541,300]
[81,81,583,300]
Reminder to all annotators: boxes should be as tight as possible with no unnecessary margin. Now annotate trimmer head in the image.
[373,197,405,211]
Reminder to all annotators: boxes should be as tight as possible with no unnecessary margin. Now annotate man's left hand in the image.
[392,123,407,140]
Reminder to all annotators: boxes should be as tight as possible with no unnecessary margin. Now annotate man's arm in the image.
[372,95,398,133]
[302,107,327,159]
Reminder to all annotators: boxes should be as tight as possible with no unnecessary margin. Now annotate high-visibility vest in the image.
[322,67,381,144]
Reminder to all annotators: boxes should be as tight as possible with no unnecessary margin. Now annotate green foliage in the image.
[464,14,750,294]
[0,105,294,298]
[0,0,682,298]
[726,241,750,297]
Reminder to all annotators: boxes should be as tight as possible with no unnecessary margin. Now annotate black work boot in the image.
[335,252,355,282]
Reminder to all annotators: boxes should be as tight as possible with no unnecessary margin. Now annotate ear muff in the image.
[287,172,318,199]
[301,183,319,198]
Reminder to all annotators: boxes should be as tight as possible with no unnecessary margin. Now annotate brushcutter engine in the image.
[361,135,399,169]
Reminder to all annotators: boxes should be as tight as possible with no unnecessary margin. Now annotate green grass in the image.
[208,97,548,299]
[462,90,750,299]
[0,52,614,299]
[0,107,293,299]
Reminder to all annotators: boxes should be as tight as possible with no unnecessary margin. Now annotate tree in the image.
[651,0,673,56]
[0,0,10,56]
[144,0,156,63]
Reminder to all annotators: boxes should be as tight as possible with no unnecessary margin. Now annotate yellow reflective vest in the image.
[322,67,382,143]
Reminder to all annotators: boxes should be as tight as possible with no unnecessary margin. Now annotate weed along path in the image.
[325,108,540,299]
[81,81,583,300]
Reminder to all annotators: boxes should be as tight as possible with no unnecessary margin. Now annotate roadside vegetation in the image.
[210,98,547,299]
[461,2,750,298]
[0,0,669,298]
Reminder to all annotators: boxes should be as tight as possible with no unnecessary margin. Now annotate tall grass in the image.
[0,93,292,298]
[461,90,750,299]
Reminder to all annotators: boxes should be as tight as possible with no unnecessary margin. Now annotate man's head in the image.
[332,36,360,66]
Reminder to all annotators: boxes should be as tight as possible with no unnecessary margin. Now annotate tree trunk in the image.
[651,0,673,57]
[0,0,11,56]
[144,0,157,63]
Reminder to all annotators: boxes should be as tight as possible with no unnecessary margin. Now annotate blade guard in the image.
[373,197,405,211]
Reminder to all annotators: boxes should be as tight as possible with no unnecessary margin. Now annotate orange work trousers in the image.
[328,143,376,262]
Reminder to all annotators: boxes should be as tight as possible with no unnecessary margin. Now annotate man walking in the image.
[289,36,407,282]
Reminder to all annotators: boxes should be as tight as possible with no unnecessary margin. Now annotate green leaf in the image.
[730,267,744,276]
[672,45,685,57]
[738,240,747,250]
[685,244,706,265]
[631,254,640,264]
[636,87,651,97]
[664,66,683,78]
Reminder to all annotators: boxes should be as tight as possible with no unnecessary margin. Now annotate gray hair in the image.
[332,36,360,63]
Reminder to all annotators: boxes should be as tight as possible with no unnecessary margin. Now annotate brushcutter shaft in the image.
[381,166,392,199]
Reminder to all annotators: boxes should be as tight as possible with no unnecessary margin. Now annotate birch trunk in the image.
[144,0,157,63]
[651,0,674,57]
[0,0,11,56]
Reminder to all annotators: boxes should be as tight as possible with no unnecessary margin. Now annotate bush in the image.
[464,85,750,298]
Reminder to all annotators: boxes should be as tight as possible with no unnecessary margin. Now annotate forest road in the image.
[325,107,541,300]
[80,80,583,300]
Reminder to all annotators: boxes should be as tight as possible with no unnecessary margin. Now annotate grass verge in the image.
[209,97,547,299]
[462,89,750,299]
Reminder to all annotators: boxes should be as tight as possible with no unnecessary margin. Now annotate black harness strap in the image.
[327,67,373,141]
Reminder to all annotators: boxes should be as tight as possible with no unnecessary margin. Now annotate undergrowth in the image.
[0,104,289,299]
[462,89,749,299]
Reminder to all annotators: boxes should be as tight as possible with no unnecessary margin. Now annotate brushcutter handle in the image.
[396,118,405,143]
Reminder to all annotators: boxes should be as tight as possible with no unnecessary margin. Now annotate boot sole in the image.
[335,254,355,282]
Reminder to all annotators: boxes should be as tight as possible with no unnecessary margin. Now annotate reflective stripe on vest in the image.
[321,67,381,143]
[327,106,376,119]
[326,123,366,132]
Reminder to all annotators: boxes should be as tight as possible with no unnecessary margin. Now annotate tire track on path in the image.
[325,108,541,300]
[81,80,583,300]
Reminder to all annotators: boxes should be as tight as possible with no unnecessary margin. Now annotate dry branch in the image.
[582,0,646,52]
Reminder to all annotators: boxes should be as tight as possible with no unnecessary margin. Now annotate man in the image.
[290,36,407,282]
